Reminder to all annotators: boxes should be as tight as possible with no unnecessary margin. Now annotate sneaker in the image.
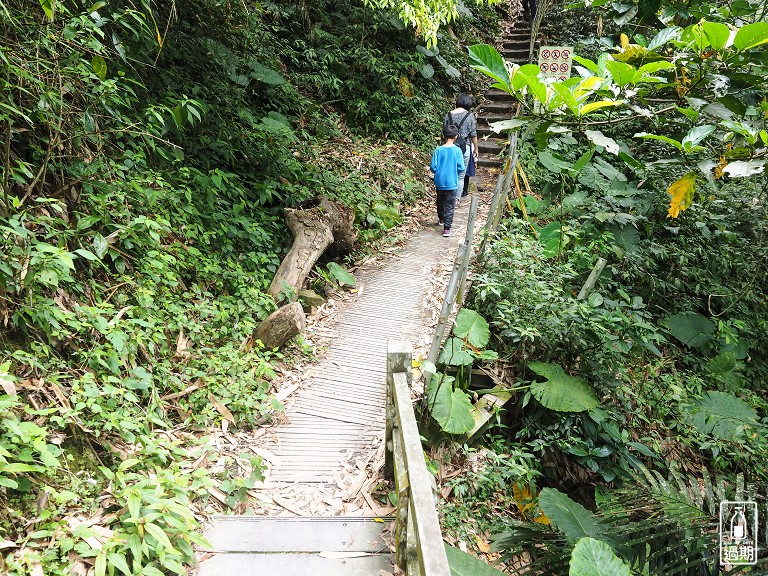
[443,228,452,237]
[438,220,444,226]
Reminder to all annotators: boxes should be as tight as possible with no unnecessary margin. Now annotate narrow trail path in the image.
[196,167,498,574]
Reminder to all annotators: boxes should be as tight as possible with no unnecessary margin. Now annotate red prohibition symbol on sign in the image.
[560,62,568,72]
[562,49,571,59]
[558,76,567,81]
[551,49,561,59]
[541,49,550,59]
[540,63,548,72]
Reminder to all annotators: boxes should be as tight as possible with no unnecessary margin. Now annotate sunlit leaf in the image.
[733,21,768,51]
[722,159,766,178]
[605,60,636,87]
[702,21,731,50]
[91,55,107,81]
[585,130,620,154]
[647,26,682,51]
[453,308,490,348]
[468,44,511,92]
[579,100,622,115]
[427,375,475,434]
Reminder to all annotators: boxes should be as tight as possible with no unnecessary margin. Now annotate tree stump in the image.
[267,196,357,301]
[253,302,306,349]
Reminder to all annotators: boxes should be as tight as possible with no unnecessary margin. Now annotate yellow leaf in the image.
[533,512,551,525]
[398,76,414,98]
[476,538,491,553]
[714,155,728,179]
[620,33,629,49]
[667,172,697,218]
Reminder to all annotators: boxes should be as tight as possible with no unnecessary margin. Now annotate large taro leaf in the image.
[427,375,474,435]
[539,488,605,541]
[660,311,715,348]
[529,363,599,412]
[452,309,489,348]
[438,337,474,366]
[445,543,506,576]
[687,391,761,441]
[569,537,631,576]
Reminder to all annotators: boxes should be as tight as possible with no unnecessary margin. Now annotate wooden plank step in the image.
[203,517,392,553]
[196,552,393,575]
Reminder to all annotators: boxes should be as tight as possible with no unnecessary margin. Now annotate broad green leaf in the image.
[91,55,107,81]
[633,60,674,80]
[538,151,572,174]
[572,55,597,73]
[249,61,285,85]
[605,60,635,86]
[326,262,356,287]
[688,391,761,441]
[107,552,132,576]
[681,124,715,150]
[420,63,435,79]
[1,463,44,473]
[438,337,474,366]
[733,22,768,51]
[634,132,683,151]
[569,537,631,576]
[74,249,98,261]
[524,75,549,106]
[77,215,101,230]
[468,44,511,92]
[445,543,506,576]
[579,100,622,116]
[453,308,490,348]
[489,118,528,132]
[95,552,106,576]
[551,84,579,116]
[585,130,619,155]
[39,0,53,19]
[528,363,599,412]
[702,21,731,50]
[661,311,714,348]
[722,160,765,178]
[143,522,173,551]
[92,233,108,258]
[427,375,475,435]
[648,26,682,51]
[539,488,604,540]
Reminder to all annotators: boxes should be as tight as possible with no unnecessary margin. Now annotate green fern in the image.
[491,466,768,575]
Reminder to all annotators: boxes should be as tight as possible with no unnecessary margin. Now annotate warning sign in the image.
[537,46,574,82]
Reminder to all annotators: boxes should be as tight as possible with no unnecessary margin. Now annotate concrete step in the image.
[477,101,516,114]
[477,156,504,168]
[197,516,394,576]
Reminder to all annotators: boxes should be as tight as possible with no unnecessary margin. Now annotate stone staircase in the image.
[476,17,535,169]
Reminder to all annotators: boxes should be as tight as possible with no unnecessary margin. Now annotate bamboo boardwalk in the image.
[195,197,485,575]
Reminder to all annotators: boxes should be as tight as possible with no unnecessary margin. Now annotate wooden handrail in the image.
[385,341,450,576]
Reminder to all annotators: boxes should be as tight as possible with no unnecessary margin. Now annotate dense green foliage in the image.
[0,0,501,573]
[437,0,768,573]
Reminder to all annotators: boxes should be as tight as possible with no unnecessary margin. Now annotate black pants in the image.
[522,0,536,15]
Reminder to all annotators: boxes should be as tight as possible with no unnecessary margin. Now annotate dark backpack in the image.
[445,112,470,154]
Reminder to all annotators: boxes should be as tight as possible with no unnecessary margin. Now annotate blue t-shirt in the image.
[430,144,465,191]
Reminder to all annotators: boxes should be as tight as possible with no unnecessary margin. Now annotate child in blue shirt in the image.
[430,124,465,237]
